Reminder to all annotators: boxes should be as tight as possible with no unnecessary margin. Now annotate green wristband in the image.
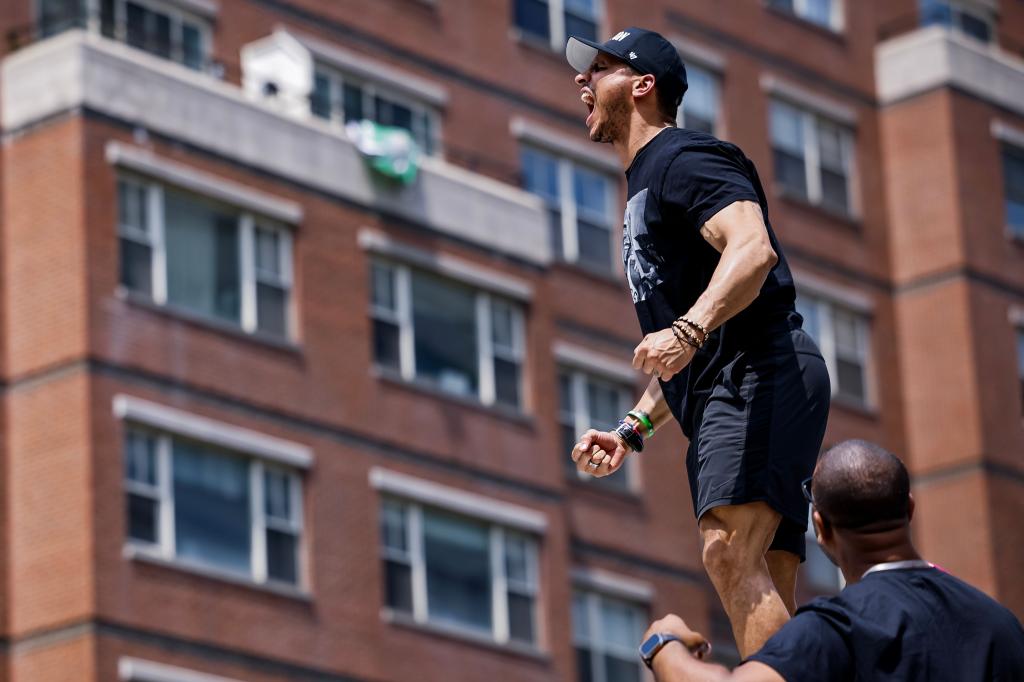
[627,410,655,438]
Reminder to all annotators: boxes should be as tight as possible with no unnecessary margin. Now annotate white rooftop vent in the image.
[240,29,314,119]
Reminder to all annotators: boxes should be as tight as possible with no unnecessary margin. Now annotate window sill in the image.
[115,287,303,356]
[763,4,846,43]
[372,366,536,429]
[124,544,312,602]
[775,189,862,230]
[381,608,550,662]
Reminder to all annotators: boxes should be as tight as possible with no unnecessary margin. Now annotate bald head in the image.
[812,440,911,529]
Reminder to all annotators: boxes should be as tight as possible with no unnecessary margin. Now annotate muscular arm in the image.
[683,200,778,334]
[651,645,783,682]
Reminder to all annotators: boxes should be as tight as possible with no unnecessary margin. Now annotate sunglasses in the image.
[801,477,814,506]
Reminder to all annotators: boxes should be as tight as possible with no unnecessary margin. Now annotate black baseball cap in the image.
[566,27,688,107]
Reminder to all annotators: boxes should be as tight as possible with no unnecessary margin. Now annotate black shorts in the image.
[685,327,830,561]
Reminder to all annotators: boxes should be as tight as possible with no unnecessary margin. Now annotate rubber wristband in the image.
[627,410,655,438]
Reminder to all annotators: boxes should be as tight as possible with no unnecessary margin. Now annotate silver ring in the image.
[587,460,600,469]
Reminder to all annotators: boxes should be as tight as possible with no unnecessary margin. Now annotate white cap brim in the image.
[566,37,600,73]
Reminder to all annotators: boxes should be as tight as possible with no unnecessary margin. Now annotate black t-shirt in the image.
[623,128,796,435]
[748,567,1024,681]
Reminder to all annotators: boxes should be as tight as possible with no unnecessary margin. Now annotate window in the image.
[311,67,438,155]
[124,427,303,586]
[117,177,293,339]
[380,499,539,645]
[920,0,994,43]
[770,99,855,216]
[802,508,844,594]
[797,293,872,407]
[559,369,634,492]
[521,147,617,271]
[39,0,210,70]
[572,589,647,682]
[767,0,844,31]
[514,0,600,49]
[369,261,525,410]
[677,64,720,136]
[1002,145,1024,240]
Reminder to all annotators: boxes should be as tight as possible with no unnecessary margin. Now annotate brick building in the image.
[0,0,1022,680]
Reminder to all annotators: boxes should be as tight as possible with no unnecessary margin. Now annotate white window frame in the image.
[521,146,617,270]
[572,588,649,682]
[313,64,440,155]
[368,259,526,409]
[122,425,306,589]
[518,0,603,51]
[676,63,721,137]
[117,174,295,339]
[50,0,216,69]
[379,497,540,647]
[770,99,857,217]
[797,292,874,409]
[559,367,638,492]
[771,0,845,32]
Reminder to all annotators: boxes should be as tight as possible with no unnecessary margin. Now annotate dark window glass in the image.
[256,282,287,337]
[774,150,808,198]
[604,656,642,682]
[127,493,158,543]
[494,357,521,409]
[422,509,492,631]
[508,592,535,643]
[373,319,402,371]
[410,272,478,397]
[683,113,715,135]
[836,357,866,402]
[343,83,364,123]
[514,0,550,41]
[311,73,332,119]
[119,239,153,295]
[920,0,953,26]
[376,96,414,133]
[172,441,251,575]
[576,220,612,270]
[575,647,594,682]
[100,0,115,37]
[1003,146,1024,238]
[164,190,240,324]
[820,168,849,213]
[266,528,298,584]
[958,11,990,41]
[385,560,414,612]
[182,23,203,70]
[39,0,85,37]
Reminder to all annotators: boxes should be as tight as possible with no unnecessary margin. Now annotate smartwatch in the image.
[639,632,682,669]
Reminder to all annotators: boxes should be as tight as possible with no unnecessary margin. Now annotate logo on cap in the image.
[610,31,631,42]
[628,51,638,59]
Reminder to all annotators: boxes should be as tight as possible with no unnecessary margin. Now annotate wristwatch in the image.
[639,632,682,669]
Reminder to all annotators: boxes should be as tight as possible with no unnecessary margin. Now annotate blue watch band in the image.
[639,632,682,669]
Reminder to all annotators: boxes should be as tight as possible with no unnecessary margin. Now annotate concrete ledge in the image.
[2,30,551,266]
[119,657,243,682]
[877,26,1024,117]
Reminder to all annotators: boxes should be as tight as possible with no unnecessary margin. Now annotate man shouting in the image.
[566,27,831,657]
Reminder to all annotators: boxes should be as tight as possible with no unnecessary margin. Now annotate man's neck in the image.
[838,529,922,585]
[614,116,673,169]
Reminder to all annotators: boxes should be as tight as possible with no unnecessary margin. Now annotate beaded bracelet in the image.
[677,317,709,344]
[627,410,655,438]
[670,324,696,350]
[672,321,703,349]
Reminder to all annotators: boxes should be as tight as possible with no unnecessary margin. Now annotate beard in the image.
[590,85,631,144]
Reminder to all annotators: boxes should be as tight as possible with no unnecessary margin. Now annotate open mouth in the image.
[581,90,595,126]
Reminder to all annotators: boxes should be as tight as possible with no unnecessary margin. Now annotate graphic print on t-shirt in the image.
[623,188,663,303]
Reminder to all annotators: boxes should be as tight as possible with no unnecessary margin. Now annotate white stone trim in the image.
[1,30,550,265]
[164,0,219,18]
[992,120,1024,150]
[793,269,873,314]
[668,36,727,72]
[877,26,1024,117]
[369,467,547,533]
[119,657,243,682]
[112,395,313,469]
[760,74,858,126]
[358,228,533,301]
[552,341,637,384]
[571,567,654,602]
[510,117,621,174]
[285,27,448,107]
[106,143,303,223]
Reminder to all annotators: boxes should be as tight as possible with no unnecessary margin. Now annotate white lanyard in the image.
[861,559,933,579]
